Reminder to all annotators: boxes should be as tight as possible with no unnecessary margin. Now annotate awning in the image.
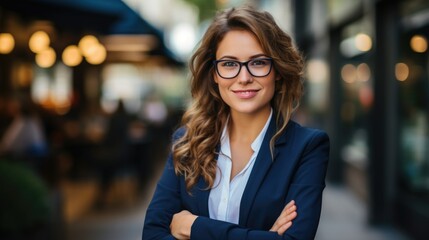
[0,0,182,65]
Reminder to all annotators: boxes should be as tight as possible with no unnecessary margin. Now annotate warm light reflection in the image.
[62,45,82,67]
[103,35,157,52]
[36,47,56,68]
[15,63,33,87]
[340,33,372,57]
[356,63,371,82]
[85,44,106,65]
[359,85,373,109]
[32,64,72,114]
[395,63,409,81]
[306,59,329,83]
[52,64,72,114]
[29,31,50,53]
[410,35,427,53]
[355,33,372,52]
[79,35,99,57]
[341,64,356,83]
[0,33,15,54]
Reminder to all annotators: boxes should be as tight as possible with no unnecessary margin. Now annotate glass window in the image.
[398,27,429,195]
[338,18,374,175]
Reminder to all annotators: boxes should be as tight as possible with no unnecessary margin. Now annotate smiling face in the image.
[214,30,276,118]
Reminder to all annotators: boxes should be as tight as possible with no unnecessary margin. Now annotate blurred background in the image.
[0,0,427,239]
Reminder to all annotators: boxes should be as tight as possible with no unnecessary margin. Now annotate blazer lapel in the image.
[194,119,291,220]
[239,116,277,225]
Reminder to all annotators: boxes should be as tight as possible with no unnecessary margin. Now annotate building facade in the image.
[288,0,429,239]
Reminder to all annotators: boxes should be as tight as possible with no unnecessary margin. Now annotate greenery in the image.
[0,160,51,234]
[184,0,219,21]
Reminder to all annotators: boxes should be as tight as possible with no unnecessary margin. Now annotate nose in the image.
[237,64,253,84]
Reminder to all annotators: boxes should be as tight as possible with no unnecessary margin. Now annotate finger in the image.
[271,209,297,232]
[276,211,297,226]
[272,203,296,231]
[281,201,296,215]
[285,200,295,209]
[284,205,297,215]
[271,201,296,231]
[270,225,279,232]
[276,221,293,236]
[270,219,282,232]
[278,205,297,221]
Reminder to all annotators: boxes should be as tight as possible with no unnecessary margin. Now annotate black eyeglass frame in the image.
[213,57,274,79]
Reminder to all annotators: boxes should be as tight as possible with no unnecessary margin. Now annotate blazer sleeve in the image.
[283,130,330,240]
[191,217,284,240]
[190,130,330,240]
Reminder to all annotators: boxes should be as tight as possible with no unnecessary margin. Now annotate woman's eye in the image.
[221,61,238,67]
[250,59,269,66]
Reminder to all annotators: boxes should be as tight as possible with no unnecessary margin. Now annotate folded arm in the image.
[170,200,297,239]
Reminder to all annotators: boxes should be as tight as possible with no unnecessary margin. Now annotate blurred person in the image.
[143,5,329,240]
[0,96,48,163]
[94,99,132,208]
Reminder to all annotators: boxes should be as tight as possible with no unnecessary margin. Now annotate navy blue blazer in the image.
[142,118,330,240]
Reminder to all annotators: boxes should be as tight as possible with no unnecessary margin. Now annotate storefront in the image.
[395,1,429,238]
[292,0,428,239]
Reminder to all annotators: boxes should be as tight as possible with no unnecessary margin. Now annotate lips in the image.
[232,89,259,99]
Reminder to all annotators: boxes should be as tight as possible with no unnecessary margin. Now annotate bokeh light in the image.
[62,45,83,67]
[78,35,99,57]
[355,33,372,52]
[356,63,371,82]
[0,33,15,54]
[341,64,357,83]
[410,35,427,53]
[395,63,409,81]
[36,47,56,68]
[85,44,106,65]
[29,31,50,53]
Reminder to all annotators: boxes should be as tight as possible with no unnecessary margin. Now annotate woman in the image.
[143,5,329,240]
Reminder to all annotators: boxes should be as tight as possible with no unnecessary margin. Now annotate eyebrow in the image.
[218,53,268,60]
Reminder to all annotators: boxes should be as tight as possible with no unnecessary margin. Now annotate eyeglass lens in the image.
[215,58,272,79]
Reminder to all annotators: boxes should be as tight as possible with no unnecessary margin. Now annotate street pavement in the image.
[66,182,411,240]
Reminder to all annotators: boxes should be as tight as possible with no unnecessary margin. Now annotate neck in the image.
[228,108,271,143]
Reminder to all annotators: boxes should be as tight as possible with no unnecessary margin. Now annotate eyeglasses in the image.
[213,58,273,79]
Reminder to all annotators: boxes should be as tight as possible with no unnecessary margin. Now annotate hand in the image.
[270,200,297,236]
[170,210,198,240]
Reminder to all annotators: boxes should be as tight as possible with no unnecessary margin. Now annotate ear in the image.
[213,73,219,84]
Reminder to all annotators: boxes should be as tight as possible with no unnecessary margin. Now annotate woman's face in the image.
[214,30,276,117]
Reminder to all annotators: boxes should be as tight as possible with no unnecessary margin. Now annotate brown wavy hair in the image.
[173,5,304,192]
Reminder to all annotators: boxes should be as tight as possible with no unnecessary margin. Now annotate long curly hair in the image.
[173,5,304,192]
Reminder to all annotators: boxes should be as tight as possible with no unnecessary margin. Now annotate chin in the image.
[231,105,268,115]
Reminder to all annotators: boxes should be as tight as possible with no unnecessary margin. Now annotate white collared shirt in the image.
[208,110,272,224]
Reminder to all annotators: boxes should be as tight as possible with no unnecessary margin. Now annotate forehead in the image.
[216,30,265,59]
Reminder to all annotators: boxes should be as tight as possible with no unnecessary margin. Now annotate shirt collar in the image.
[220,109,273,155]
